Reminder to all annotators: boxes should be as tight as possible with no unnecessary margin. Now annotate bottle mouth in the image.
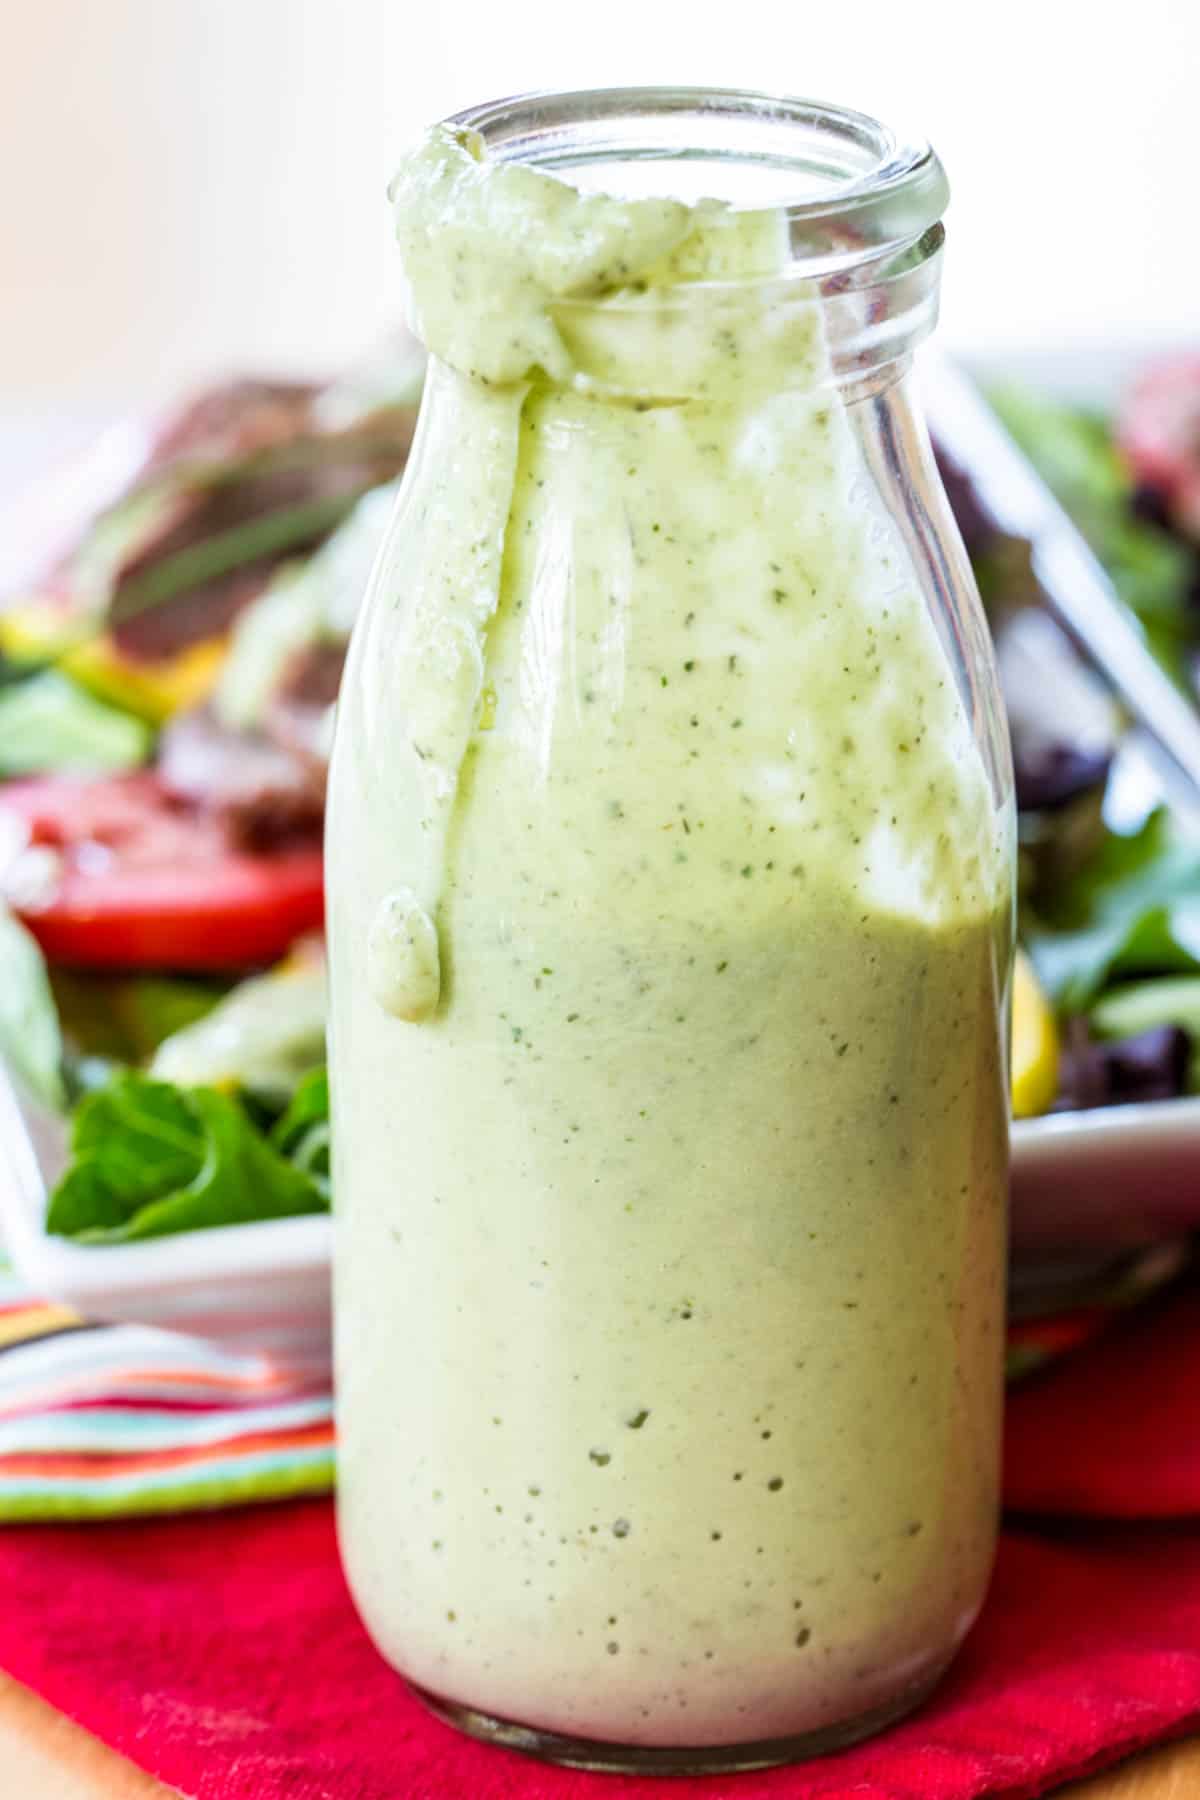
[449,86,948,275]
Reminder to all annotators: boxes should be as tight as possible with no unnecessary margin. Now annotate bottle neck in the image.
[391,116,944,400]
[552,231,942,402]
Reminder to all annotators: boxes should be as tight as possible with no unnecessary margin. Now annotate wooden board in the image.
[1067,1736,1200,1798]
[0,1673,174,1797]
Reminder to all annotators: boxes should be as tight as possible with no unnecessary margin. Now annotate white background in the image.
[1,0,1195,411]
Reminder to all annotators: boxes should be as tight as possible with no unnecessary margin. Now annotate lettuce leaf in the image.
[271,1066,328,1152]
[270,1066,330,1196]
[0,908,65,1110]
[46,1071,329,1242]
[0,669,151,775]
[987,384,1192,679]
[1025,808,1200,1010]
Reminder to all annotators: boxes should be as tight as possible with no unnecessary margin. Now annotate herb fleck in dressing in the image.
[328,124,1010,1751]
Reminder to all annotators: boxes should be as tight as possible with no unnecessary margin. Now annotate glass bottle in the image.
[327,87,1014,1774]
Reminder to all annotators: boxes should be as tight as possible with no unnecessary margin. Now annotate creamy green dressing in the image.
[328,125,1010,1751]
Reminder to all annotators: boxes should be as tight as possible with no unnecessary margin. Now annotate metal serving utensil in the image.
[919,352,1200,821]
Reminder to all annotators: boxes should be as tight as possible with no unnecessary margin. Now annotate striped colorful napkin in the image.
[0,1241,1178,1522]
[0,1258,333,1519]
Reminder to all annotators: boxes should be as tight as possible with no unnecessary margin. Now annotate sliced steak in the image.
[147,380,324,468]
[262,640,347,765]
[55,377,417,661]
[157,707,325,851]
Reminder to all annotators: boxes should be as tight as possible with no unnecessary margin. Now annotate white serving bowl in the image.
[0,1066,332,1381]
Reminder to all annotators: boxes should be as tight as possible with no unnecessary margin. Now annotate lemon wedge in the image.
[0,606,226,723]
[1011,947,1059,1118]
[60,633,227,723]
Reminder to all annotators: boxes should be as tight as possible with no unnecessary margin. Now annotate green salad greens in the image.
[0,360,426,1244]
[988,385,1192,678]
[0,669,152,775]
[0,908,65,1111]
[41,956,331,1242]
[46,1069,330,1244]
[0,898,330,1242]
[1025,808,1200,1012]
[272,1067,331,1187]
[2,355,1198,1246]
[972,372,1200,1112]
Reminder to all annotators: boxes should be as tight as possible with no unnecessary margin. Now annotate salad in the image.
[0,350,420,1241]
[2,347,1199,1241]
[940,359,1200,1118]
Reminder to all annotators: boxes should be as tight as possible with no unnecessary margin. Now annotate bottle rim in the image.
[448,86,949,276]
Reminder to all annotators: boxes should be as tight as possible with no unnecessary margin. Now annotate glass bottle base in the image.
[410,1658,950,1775]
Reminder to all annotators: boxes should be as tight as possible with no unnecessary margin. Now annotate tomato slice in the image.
[1117,353,1200,539]
[1,773,324,971]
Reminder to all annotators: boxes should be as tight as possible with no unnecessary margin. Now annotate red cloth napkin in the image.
[3,1282,1200,1800]
[1004,1279,1200,1519]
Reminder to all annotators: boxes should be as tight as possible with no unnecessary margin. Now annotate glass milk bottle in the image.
[327,87,1014,1774]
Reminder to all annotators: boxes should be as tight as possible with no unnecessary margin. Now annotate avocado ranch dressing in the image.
[328,122,1011,1752]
